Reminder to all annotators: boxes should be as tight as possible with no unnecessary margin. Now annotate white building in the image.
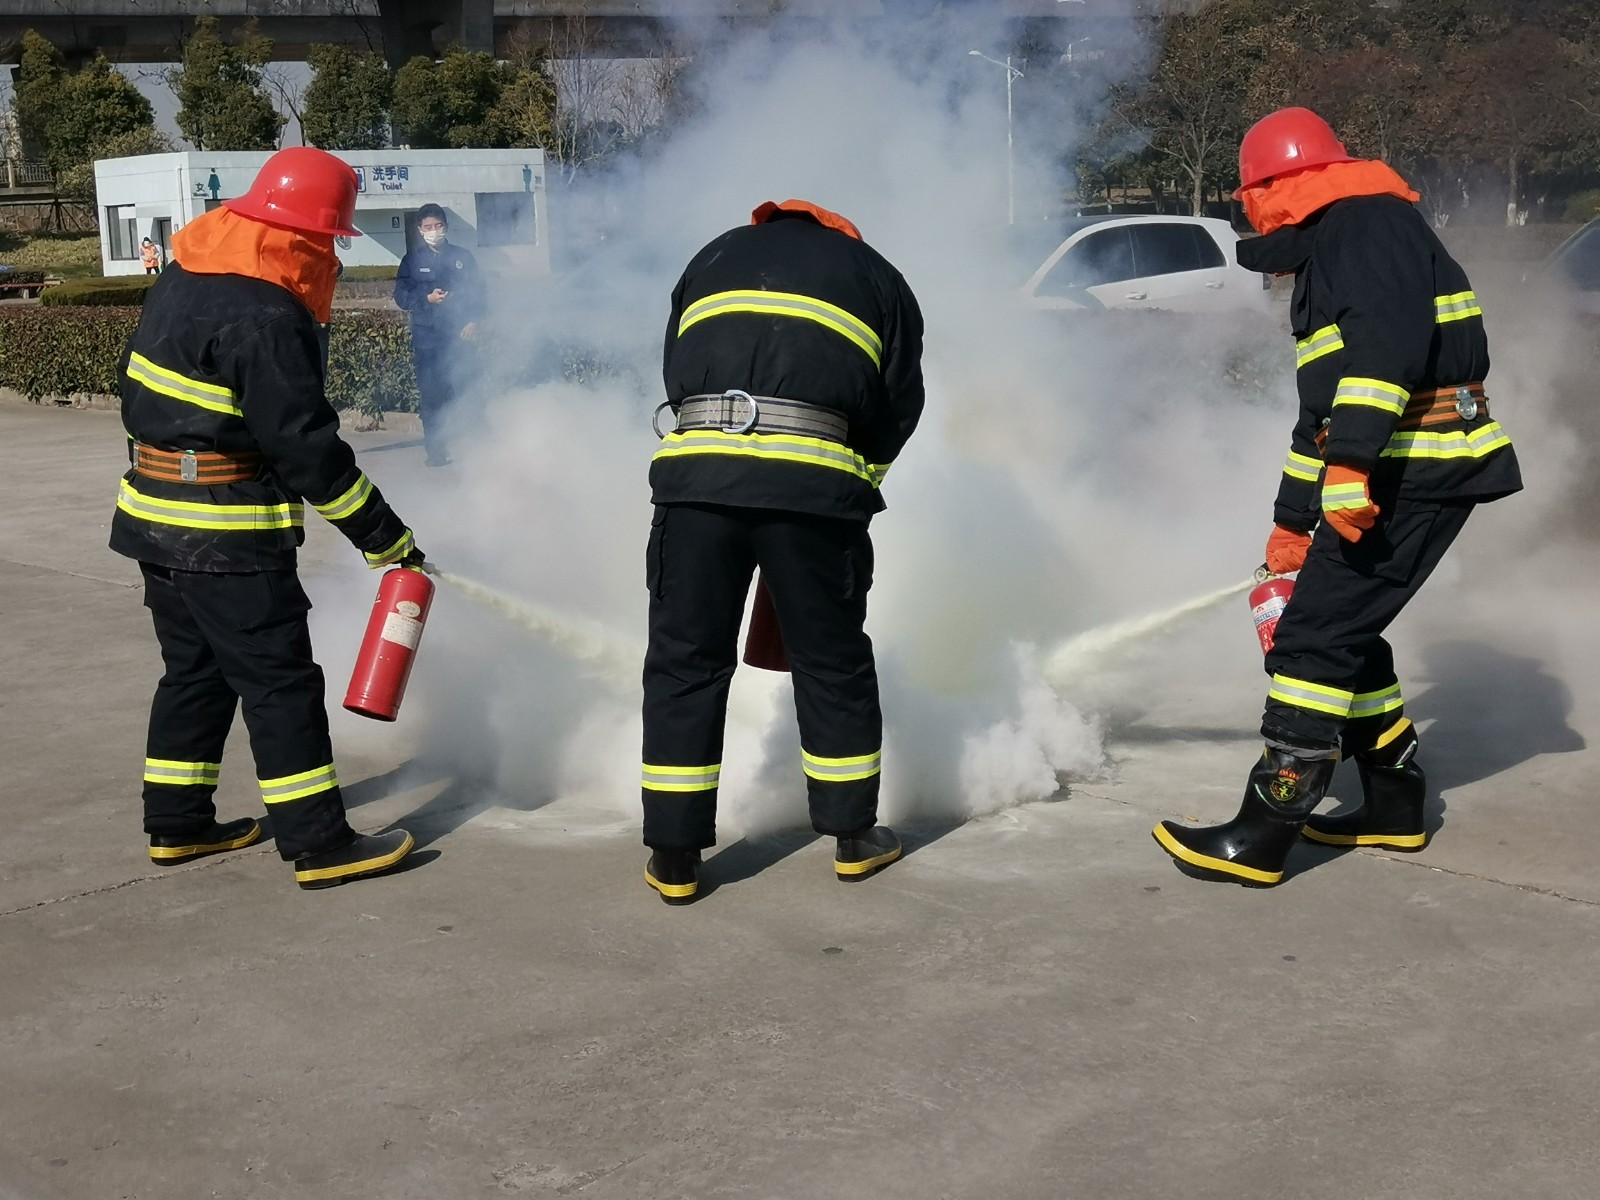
[92,148,550,277]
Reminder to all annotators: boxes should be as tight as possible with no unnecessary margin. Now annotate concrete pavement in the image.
[2,398,1597,1200]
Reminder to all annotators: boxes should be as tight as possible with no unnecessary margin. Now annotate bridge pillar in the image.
[377,0,493,68]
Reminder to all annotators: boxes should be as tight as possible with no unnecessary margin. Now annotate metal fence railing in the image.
[2,162,53,188]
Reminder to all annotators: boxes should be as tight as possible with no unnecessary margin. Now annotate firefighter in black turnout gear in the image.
[1153,108,1521,886]
[111,148,420,890]
[640,199,925,904]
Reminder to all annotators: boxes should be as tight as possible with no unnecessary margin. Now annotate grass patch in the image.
[0,231,104,279]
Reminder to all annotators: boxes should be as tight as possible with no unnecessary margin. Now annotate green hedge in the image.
[40,277,159,307]
[339,265,399,283]
[0,307,421,414]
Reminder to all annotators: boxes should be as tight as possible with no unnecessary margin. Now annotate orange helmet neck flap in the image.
[172,207,340,323]
[751,199,862,241]
[1240,160,1421,236]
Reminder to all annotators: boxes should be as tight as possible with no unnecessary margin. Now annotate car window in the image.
[1035,228,1137,294]
[1129,223,1224,276]
[1553,224,1600,289]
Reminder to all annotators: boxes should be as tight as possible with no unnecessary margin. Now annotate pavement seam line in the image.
[0,844,275,919]
[1076,785,1600,909]
[0,555,140,589]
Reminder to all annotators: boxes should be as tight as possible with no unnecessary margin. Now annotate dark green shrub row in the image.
[40,277,158,307]
[339,265,399,283]
[0,307,421,413]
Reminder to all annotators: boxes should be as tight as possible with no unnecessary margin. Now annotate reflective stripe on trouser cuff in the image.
[1283,448,1323,482]
[1435,291,1482,323]
[314,473,375,522]
[1267,675,1355,718]
[641,763,721,792]
[1295,324,1343,368]
[117,481,303,531]
[678,290,883,367]
[802,749,882,783]
[364,528,415,567]
[654,430,881,487]
[144,758,221,786]
[126,352,242,416]
[1380,422,1512,460]
[1332,377,1409,416]
[259,764,339,804]
[1348,683,1404,719]
[1321,481,1370,511]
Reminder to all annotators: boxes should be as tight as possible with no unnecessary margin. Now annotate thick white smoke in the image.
[311,16,1591,842]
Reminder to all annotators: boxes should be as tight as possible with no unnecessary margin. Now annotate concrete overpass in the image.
[0,1,1106,69]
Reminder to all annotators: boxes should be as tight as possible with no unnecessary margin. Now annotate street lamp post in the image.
[968,50,1024,225]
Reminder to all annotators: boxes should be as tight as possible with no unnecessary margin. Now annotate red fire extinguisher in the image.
[1248,564,1295,655]
[742,574,790,672]
[344,566,436,721]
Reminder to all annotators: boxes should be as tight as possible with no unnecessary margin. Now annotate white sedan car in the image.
[1021,215,1271,313]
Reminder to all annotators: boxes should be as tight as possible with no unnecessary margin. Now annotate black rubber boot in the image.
[835,825,902,881]
[148,817,262,865]
[1153,746,1335,887]
[1304,718,1427,851]
[294,829,414,890]
[645,849,701,905]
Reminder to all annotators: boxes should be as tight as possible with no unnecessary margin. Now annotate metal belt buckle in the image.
[179,452,199,483]
[721,389,759,435]
[1454,386,1478,421]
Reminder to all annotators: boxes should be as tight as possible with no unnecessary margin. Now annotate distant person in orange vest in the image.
[140,237,163,275]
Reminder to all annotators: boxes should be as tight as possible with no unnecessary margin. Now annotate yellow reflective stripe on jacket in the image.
[654,429,881,487]
[640,763,721,793]
[126,351,242,417]
[259,764,339,804]
[1295,324,1344,369]
[1282,449,1323,482]
[801,749,882,783]
[1349,683,1404,719]
[679,290,884,369]
[117,480,303,531]
[1434,291,1482,323]
[1267,674,1355,717]
[1321,481,1370,511]
[314,473,374,522]
[143,757,221,787]
[363,528,415,568]
[1332,377,1409,416]
[1380,422,1512,460]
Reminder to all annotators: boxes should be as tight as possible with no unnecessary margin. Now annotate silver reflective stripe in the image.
[143,758,221,786]
[640,763,721,792]
[117,481,303,531]
[1435,291,1482,323]
[315,474,375,522]
[259,764,339,804]
[125,351,242,417]
[1349,684,1404,718]
[679,290,884,367]
[1332,378,1409,415]
[1381,422,1512,460]
[1267,675,1354,717]
[654,429,880,486]
[801,749,882,783]
[1282,449,1322,482]
[364,528,415,567]
[1295,325,1344,368]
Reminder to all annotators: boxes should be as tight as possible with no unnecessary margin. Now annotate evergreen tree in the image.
[173,14,285,151]
[49,57,156,176]
[391,49,513,149]
[302,44,393,151]
[14,30,66,162]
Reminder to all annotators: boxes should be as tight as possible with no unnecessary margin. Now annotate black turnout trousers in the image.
[641,503,882,850]
[1264,499,1474,754]
[140,564,355,860]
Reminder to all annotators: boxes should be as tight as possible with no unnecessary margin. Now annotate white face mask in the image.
[421,229,446,247]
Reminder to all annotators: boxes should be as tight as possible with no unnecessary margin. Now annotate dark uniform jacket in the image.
[393,242,483,346]
[1238,195,1522,533]
[110,263,413,574]
[654,215,925,522]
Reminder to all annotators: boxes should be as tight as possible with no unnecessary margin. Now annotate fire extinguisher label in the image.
[1252,598,1288,627]
[380,611,424,650]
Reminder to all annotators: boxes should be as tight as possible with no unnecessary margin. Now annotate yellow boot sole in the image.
[148,820,263,865]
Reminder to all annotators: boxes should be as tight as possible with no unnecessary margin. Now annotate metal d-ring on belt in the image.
[652,390,850,442]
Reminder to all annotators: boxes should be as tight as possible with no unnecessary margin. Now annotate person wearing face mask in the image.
[393,204,483,467]
[111,147,423,890]
[1152,108,1522,888]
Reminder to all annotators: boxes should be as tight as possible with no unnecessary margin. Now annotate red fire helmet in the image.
[224,147,362,238]
[1236,107,1355,195]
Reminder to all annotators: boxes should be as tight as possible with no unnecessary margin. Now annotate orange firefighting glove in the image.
[1321,465,1380,543]
[1265,525,1312,575]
